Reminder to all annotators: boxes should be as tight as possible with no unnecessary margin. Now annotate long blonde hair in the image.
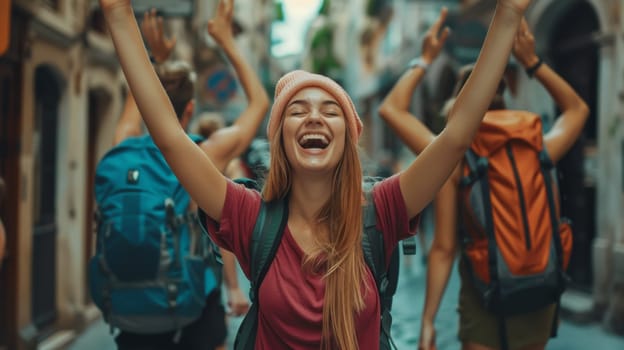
[263,120,368,350]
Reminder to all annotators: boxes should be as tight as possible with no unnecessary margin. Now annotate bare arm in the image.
[100,0,227,221]
[113,9,177,147]
[113,92,143,145]
[418,172,460,350]
[400,1,530,218]
[378,8,450,154]
[512,20,589,163]
[221,248,250,316]
[201,0,270,172]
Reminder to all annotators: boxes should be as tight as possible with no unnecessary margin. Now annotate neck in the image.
[288,172,333,223]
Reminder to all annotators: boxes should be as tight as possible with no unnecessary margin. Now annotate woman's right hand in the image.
[418,321,437,350]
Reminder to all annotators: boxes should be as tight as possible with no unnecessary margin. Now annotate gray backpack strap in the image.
[361,190,397,350]
[233,178,288,350]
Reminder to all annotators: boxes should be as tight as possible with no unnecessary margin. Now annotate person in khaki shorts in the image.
[379,15,589,350]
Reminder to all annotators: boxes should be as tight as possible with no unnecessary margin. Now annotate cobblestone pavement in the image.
[71,232,624,350]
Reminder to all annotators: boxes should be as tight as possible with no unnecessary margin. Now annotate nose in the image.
[305,108,323,126]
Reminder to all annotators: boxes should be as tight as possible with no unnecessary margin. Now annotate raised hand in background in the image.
[207,0,235,46]
[141,8,177,64]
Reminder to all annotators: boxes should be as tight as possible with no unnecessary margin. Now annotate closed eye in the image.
[322,109,342,117]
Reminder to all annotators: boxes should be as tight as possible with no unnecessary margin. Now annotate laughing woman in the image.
[98,0,533,348]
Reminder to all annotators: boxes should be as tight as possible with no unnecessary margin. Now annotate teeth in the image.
[299,134,329,145]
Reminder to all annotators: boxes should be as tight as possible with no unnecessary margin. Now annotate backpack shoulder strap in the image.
[361,190,397,349]
[249,198,288,300]
[234,178,288,350]
[362,191,387,295]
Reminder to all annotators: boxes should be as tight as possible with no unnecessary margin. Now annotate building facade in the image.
[0,1,126,349]
[0,1,273,349]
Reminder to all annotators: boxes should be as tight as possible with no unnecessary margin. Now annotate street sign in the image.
[131,0,195,18]
[0,0,11,56]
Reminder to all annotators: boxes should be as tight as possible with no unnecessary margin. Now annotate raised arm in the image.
[113,10,177,147]
[399,0,531,218]
[200,0,270,172]
[99,0,227,221]
[113,92,143,145]
[512,19,589,163]
[418,171,460,350]
[378,7,450,154]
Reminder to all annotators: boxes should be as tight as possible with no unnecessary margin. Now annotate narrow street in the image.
[70,230,624,350]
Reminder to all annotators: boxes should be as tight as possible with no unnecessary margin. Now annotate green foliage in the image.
[274,0,285,21]
[318,0,330,16]
[309,25,341,77]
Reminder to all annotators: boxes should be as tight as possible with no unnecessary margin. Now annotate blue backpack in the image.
[89,134,221,334]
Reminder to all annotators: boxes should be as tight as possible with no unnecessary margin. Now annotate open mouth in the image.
[298,133,330,149]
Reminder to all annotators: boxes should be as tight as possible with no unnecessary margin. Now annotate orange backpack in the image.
[459,110,573,349]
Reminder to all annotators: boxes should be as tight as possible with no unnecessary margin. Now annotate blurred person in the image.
[98,0,533,348]
[91,3,268,350]
[379,15,589,350]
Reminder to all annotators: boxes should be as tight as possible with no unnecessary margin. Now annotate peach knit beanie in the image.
[266,70,363,141]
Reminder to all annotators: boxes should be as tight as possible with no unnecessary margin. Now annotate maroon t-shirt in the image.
[204,175,418,349]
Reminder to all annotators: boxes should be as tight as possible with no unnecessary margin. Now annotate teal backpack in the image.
[199,178,415,350]
[89,134,222,335]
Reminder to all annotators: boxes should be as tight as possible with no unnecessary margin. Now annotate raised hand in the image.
[141,9,177,64]
[421,7,451,64]
[207,0,235,46]
[497,0,533,14]
[512,18,539,68]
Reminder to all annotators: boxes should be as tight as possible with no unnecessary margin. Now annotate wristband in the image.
[407,57,430,72]
[525,57,543,78]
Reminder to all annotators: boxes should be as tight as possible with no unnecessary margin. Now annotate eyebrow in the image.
[287,99,341,108]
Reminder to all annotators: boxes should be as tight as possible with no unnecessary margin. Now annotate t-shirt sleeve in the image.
[202,179,261,278]
[372,174,420,265]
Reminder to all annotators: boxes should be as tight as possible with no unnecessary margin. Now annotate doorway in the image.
[84,88,111,304]
[549,1,599,291]
[0,58,21,350]
[31,66,61,329]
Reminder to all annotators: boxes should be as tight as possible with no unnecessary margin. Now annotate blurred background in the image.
[0,0,624,349]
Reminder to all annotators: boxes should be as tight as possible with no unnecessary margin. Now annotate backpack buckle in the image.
[165,198,176,228]
[380,308,393,337]
[379,276,389,296]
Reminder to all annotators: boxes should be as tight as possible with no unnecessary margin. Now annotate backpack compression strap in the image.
[538,150,566,339]
[234,196,288,350]
[361,191,397,350]
[463,149,510,350]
